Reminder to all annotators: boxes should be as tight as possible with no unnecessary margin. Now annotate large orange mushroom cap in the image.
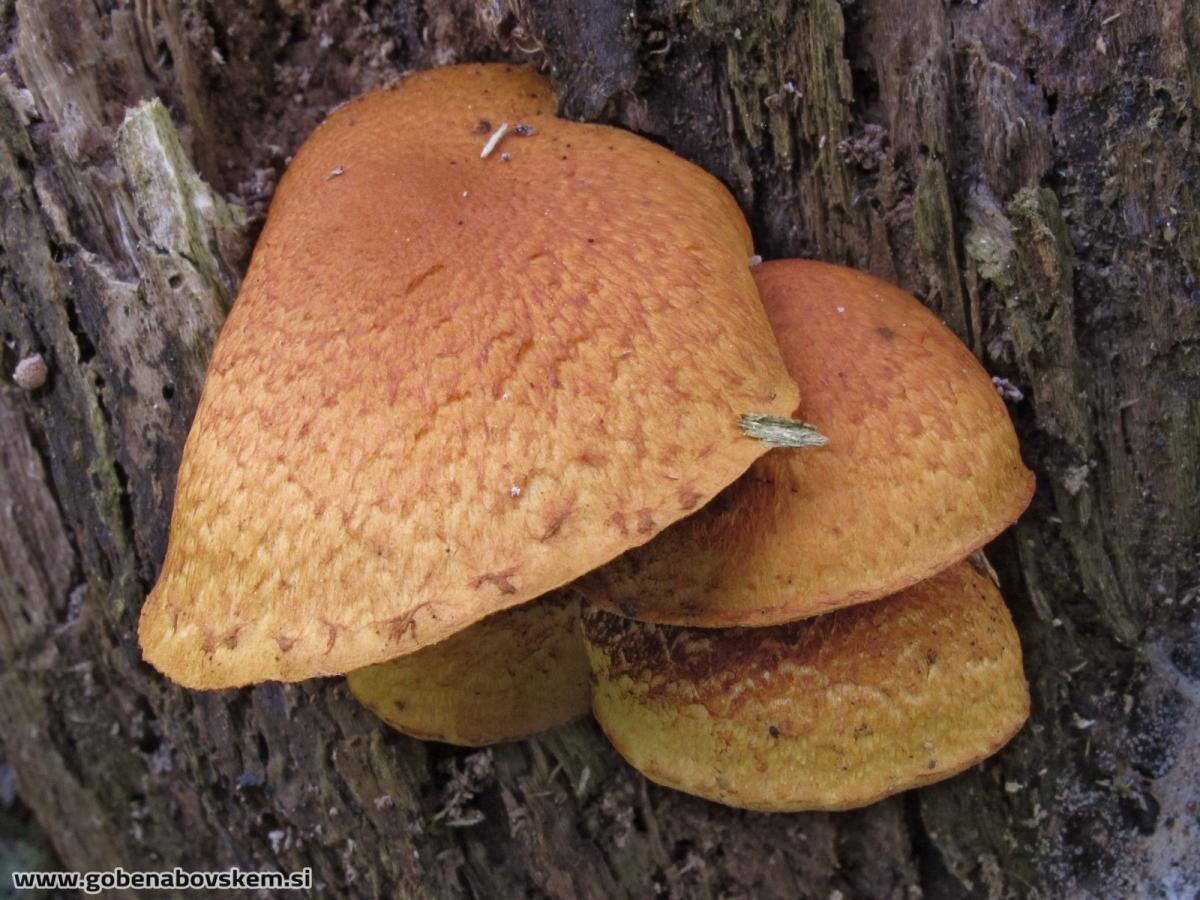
[580,259,1035,627]
[139,65,798,689]
[583,559,1030,812]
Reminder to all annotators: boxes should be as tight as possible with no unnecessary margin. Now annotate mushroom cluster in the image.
[578,259,1034,810]
[141,64,1034,812]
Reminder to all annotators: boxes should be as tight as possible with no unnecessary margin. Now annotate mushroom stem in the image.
[738,413,827,449]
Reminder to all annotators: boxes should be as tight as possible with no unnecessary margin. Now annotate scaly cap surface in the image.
[580,259,1034,626]
[139,65,797,688]
[583,559,1030,812]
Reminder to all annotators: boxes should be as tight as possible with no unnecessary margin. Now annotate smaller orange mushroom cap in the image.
[583,559,1030,812]
[579,259,1035,626]
[347,591,590,747]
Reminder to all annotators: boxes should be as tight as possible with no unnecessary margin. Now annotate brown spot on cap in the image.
[320,618,341,655]
[197,625,239,655]
[540,506,573,542]
[376,603,433,643]
[607,511,629,536]
[470,568,519,595]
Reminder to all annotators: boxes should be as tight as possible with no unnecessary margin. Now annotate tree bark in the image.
[1,1,1197,897]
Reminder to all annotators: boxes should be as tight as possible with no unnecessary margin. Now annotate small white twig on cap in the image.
[480,122,509,159]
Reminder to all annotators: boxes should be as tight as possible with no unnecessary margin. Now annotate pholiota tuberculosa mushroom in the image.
[139,64,800,691]
[578,259,1036,627]
[139,60,1035,810]
[346,591,589,746]
[582,559,1029,812]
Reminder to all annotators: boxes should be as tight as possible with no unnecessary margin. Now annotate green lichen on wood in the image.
[87,99,247,580]
[789,0,855,181]
[0,81,136,602]
[115,99,245,304]
[1,88,245,615]
[1003,187,1092,458]
[1007,188,1074,297]
[113,98,244,410]
[965,182,1150,645]
[684,0,862,255]
[913,157,971,344]
[999,187,1146,643]
[964,184,1018,292]
[674,0,892,271]
[685,0,796,156]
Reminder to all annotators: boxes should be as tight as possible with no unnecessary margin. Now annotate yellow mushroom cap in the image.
[346,591,589,747]
[583,559,1030,812]
[580,259,1035,627]
[139,64,797,688]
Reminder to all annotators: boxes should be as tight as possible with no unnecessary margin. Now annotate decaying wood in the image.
[1,0,1197,896]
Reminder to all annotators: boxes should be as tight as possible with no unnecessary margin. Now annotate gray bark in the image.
[1,1,1197,897]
